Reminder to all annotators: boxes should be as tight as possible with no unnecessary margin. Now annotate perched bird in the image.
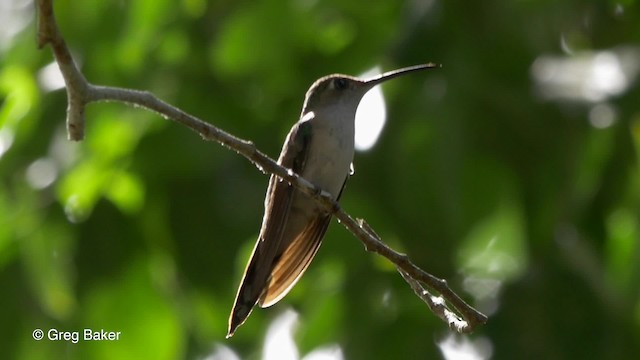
[227,64,436,337]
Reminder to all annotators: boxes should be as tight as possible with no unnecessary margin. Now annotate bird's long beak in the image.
[364,63,440,87]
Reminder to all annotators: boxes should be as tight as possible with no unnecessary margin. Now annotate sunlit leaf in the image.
[18,208,76,320]
[89,112,139,162]
[0,65,38,135]
[457,200,527,282]
[605,208,637,291]
[104,170,145,214]
[57,161,106,222]
[157,29,190,66]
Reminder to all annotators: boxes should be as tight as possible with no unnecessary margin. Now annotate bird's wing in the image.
[228,119,313,336]
[259,167,349,307]
[258,212,331,307]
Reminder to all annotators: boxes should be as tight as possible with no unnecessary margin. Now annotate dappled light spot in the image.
[26,157,58,189]
[355,67,387,152]
[0,128,14,159]
[0,0,32,49]
[588,103,617,129]
[204,344,241,360]
[260,308,345,360]
[38,61,66,92]
[437,334,493,360]
[303,345,344,360]
[531,47,640,103]
[263,309,299,360]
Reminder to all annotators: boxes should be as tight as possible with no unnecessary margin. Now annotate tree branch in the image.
[36,0,487,333]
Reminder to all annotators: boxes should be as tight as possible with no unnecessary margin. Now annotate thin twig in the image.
[398,270,470,332]
[37,0,89,140]
[36,0,487,332]
[357,219,487,330]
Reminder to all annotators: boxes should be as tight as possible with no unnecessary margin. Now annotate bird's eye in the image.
[333,78,348,90]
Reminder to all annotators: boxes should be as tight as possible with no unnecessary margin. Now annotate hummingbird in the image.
[227,63,437,337]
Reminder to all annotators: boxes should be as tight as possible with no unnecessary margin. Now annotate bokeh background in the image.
[1,0,639,359]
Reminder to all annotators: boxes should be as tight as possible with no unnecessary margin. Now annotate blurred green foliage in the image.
[1,0,639,359]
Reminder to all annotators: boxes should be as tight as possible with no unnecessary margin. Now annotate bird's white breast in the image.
[300,110,355,199]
